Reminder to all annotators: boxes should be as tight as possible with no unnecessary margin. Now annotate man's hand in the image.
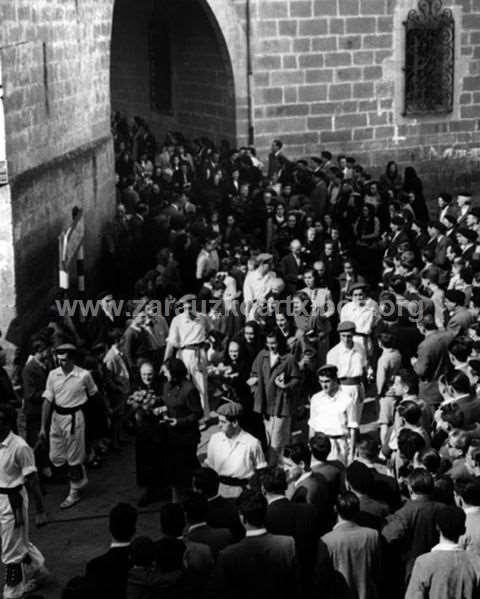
[38,429,47,442]
[247,377,258,388]
[275,374,287,389]
[35,512,47,527]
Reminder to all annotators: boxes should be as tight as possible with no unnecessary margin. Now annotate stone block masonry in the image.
[250,0,480,191]
[0,0,115,345]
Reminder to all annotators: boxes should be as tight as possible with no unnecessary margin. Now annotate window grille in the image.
[403,0,454,116]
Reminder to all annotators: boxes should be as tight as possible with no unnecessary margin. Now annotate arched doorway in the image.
[110,0,246,147]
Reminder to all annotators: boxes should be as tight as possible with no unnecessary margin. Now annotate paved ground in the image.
[13,396,378,598]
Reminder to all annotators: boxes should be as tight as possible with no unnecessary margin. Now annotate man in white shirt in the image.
[243,253,275,318]
[309,364,358,464]
[205,402,266,498]
[340,283,378,358]
[327,321,367,423]
[196,235,219,282]
[40,344,98,509]
[164,294,213,418]
[0,405,48,599]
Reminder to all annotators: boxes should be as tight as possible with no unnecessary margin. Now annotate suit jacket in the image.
[321,521,381,599]
[311,461,346,506]
[251,350,301,418]
[382,497,443,580]
[186,524,233,558]
[207,531,297,599]
[414,330,453,406]
[266,497,319,583]
[85,545,131,599]
[207,496,245,542]
[291,473,335,533]
[280,254,303,295]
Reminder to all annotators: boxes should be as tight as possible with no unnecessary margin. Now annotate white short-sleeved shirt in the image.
[340,300,378,335]
[0,432,37,487]
[43,365,97,408]
[205,430,267,479]
[167,312,212,348]
[327,343,366,379]
[309,388,358,436]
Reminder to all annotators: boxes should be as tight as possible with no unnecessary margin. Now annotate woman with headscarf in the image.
[403,166,429,223]
[379,160,402,199]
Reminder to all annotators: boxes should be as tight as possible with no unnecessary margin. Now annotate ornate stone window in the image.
[403,0,454,116]
[149,10,173,114]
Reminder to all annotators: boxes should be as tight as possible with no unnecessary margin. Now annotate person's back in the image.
[382,470,442,580]
[406,549,480,599]
[321,493,381,599]
[210,531,296,599]
[85,503,138,599]
[206,489,297,599]
[406,505,480,599]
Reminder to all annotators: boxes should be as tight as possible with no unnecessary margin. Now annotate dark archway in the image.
[110,0,244,146]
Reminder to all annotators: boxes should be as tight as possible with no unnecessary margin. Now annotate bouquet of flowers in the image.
[127,389,168,420]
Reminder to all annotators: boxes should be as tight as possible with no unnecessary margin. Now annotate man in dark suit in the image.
[346,462,390,530]
[284,442,334,533]
[206,490,297,599]
[192,467,245,541]
[262,467,319,595]
[426,221,451,270]
[183,492,234,558]
[309,434,345,505]
[280,239,305,295]
[413,313,453,416]
[382,469,443,587]
[85,503,137,599]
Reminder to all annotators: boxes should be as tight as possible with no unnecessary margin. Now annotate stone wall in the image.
[111,0,237,146]
[0,0,115,343]
[249,0,480,190]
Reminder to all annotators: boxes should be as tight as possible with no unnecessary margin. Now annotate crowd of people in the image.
[2,112,480,598]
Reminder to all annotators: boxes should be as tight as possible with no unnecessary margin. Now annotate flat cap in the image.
[217,402,244,418]
[177,294,197,305]
[256,253,273,265]
[317,364,338,378]
[445,289,466,306]
[55,343,77,354]
[337,321,356,333]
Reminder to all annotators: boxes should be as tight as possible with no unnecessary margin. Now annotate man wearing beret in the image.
[339,283,378,359]
[444,289,475,336]
[205,402,266,498]
[327,322,367,424]
[308,365,358,464]
[39,345,98,509]
[164,295,213,420]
